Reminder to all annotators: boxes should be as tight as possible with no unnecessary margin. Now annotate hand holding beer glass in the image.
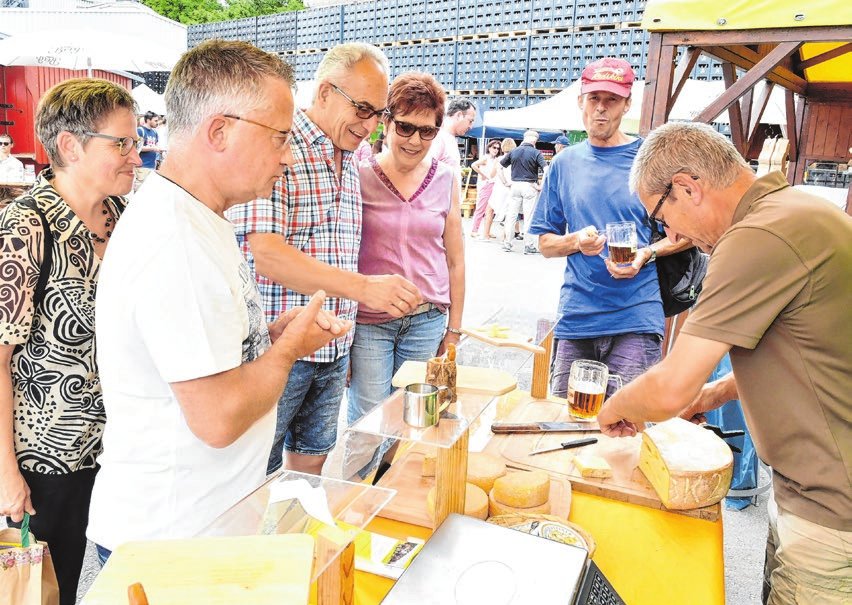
[606,221,638,265]
[568,360,623,419]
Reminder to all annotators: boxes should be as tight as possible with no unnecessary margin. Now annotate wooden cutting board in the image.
[375,444,572,528]
[392,361,517,395]
[81,534,314,605]
[461,326,546,354]
[482,398,721,522]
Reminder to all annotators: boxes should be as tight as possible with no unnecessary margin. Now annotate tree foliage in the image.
[141,0,304,26]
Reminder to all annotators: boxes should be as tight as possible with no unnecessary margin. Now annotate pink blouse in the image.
[357,156,454,323]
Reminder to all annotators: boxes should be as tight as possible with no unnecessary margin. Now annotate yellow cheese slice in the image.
[467,452,507,493]
[488,489,551,517]
[572,453,613,479]
[638,418,733,510]
[491,471,550,508]
[427,483,489,521]
[421,449,437,477]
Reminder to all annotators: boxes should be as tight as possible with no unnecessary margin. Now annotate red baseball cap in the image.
[581,58,635,97]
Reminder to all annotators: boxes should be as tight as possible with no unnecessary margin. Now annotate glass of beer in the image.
[568,360,623,419]
[606,221,638,265]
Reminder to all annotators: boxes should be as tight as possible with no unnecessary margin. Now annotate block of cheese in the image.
[467,452,507,493]
[488,489,551,517]
[638,418,733,510]
[427,483,489,521]
[491,471,550,508]
[572,453,613,479]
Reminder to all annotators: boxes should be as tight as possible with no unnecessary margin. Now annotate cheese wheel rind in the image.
[491,471,550,508]
[427,483,489,521]
[488,489,552,517]
[467,452,507,493]
[638,418,734,510]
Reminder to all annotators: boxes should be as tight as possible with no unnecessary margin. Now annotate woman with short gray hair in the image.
[0,77,139,604]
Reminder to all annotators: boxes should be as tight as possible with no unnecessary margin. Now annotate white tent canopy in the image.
[131,84,166,116]
[483,79,787,134]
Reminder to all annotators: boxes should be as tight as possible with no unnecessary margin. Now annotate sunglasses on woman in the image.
[391,117,440,141]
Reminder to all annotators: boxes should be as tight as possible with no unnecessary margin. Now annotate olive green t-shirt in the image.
[682,172,852,531]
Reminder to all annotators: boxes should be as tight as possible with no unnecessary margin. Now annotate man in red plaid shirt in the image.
[228,43,423,476]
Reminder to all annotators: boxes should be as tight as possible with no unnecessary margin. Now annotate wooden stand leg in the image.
[317,535,355,605]
[433,428,469,530]
[531,328,554,399]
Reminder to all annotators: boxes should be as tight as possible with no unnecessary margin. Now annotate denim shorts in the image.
[550,332,662,399]
[266,353,349,475]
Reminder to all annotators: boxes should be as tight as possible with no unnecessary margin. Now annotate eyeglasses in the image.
[391,117,440,141]
[83,132,141,156]
[223,114,292,148]
[329,84,388,120]
[646,174,699,231]
[0,141,11,147]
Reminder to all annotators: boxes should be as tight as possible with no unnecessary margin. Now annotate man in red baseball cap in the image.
[527,57,691,400]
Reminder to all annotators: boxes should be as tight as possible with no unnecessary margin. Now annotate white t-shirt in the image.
[88,173,275,550]
[0,155,24,182]
[430,129,463,191]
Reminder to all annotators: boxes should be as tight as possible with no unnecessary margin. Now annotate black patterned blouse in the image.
[0,168,126,474]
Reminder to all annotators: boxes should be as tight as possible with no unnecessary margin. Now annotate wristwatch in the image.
[644,246,657,265]
[446,327,462,335]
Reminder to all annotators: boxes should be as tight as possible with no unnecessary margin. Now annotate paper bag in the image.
[0,514,60,605]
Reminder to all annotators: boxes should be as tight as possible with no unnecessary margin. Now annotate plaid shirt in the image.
[227,109,361,362]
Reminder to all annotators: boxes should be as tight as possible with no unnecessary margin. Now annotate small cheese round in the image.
[427,483,489,521]
[467,452,507,493]
[491,471,550,508]
[488,489,551,517]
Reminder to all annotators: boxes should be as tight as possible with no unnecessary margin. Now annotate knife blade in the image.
[491,421,601,434]
[529,437,598,456]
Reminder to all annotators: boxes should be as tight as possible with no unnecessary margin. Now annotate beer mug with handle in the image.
[567,360,623,419]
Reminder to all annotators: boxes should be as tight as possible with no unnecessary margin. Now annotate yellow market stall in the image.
[639,0,852,213]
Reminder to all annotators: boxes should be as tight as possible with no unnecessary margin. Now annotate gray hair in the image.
[313,43,390,101]
[523,129,539,142]
[35,78,137,168]
[630,122,750,195]
[446,97,474,117]
[165,40,295,142]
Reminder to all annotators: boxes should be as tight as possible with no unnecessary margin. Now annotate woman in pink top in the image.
[469,139,502,239]
[346,73,465,477]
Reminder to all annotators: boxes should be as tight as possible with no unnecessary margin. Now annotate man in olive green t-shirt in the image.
[596,122,851,605]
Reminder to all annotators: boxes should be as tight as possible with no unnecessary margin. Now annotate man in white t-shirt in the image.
[0,133,25,182]
[430,97,475,190]
[88,40,351,559]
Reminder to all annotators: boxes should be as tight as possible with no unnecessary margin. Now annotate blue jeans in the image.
[550,333,662,399]
[342,309,446,477]
[96,544,111,567]
[266,353,349,475]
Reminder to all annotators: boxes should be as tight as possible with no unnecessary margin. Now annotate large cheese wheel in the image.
[488,489,551,517]
[427,483,489,521]
[491,471,550,508]
[467,452,507,493]
[638,418,733,510]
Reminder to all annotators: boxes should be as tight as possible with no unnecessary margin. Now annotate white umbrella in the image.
[0,29,180,75]
[131,84,166,115]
